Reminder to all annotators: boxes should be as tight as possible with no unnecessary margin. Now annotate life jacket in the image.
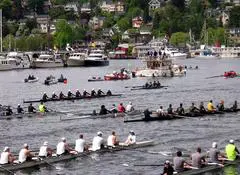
[207,102,214,111]
[225,144,237,161]
[118,105,125,113]
[39,104,45,113]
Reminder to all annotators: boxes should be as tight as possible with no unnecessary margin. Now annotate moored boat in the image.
[88,76,104,82]
[66,51,87,67]
[31,53,64,68]
[85,49,109,66]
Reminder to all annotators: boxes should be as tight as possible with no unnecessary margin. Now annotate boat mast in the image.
[0,9,2,52]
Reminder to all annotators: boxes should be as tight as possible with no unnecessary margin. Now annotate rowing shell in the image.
[0,141,154,172]
[130,86,168,91]
[0,112,49,120]
[23,94,122,103]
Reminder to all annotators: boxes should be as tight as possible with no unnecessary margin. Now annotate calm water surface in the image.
[0,58,240,175]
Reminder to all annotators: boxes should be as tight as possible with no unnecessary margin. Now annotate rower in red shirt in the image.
[118,103,126,113]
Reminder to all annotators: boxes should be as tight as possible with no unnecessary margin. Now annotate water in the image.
[0,58,240,175]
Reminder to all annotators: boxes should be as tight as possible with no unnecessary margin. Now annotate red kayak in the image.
[224,71,237,78]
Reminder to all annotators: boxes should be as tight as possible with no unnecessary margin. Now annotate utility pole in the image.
[0,9,2,52]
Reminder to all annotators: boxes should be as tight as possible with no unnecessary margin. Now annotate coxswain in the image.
[91,88,96,96]
[157,106,165,116]
[39,101,47,113]
[161,160,174,175]
[18,144,33,163]
[83,89,90,97]
[52,92,58,99]
[230,100,238,112]
[189,103,199,113]
[75,89,81,98]
[208,142,225,163]
[106,90,112,96]
[126,102,134,112]
[199,102,206,113]
[17,104,24,114]
[167,104,173,114]
[176,103,185,115]
[191,147,206,168]
[99,105,110,115]
[107,131,119,147]
[67,90,74,98]
[125,130,136,145]
[118,103,126,113]
[42,92,49,101]
[0,147,15,164]
[56,138,77,156]
[217,100,225,111]
[110,104,118,113]
[59,91,66,99]
[144,109,152,119]
[97,88,104,96]
[75,134,87,153]
[173,151,189,173]
[207,100,216,112]
[38,141,53,158]
[145,82,149,88]
[28,103,36,113]
[92,132,104,151]
[5,106,13,116]
[225,140,240,161]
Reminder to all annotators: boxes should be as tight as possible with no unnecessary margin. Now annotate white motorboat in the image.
[0,56,12,71]
[85,49,109,66]
[24,77,39,83]
[31,53,64,68]
[6,52,31,69]
[211,47,240,58]
[67,50,87,67]
[163,47,187,59]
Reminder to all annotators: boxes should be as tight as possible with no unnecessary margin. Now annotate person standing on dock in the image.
[225,140,239,161]
[0,147,15,164]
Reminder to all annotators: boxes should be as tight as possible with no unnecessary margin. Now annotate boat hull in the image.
[67,59,85,67]
[84,60,109,66]
[31,61,64,68]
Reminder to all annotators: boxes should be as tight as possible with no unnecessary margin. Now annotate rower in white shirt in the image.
[125,130,136,145]
[0,147,15,164]
[92,131,104,151]
[156,106,165,116]
[18,144,33,163]
[75,134,87,153]
[56,137,77,156]
[38,141,53,158]
[107,131,119,147]
[126,102,134,112]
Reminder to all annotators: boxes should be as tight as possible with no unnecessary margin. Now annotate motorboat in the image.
[85,49,109,66]
[0,56,12,71]
[44,75,58,85]
[6,52,31,69]
[104,69,131,80]
[163,47,187,59]
[31,53,64,68]
[24,75,39,83]
[67,50,88,67]
[211,47,240,58]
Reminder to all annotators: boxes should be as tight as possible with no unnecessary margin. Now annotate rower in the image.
[230,100,238,112]
[107,131,119,147]
[75,89,81,98]
[99,105,110,115]
[161,160,174,175]
[118,103,126,113]
[67,90,74,98]
[91,88,96,96]
[208,142,225,163]
[207,100,216,112]
[110,104,118,114]
[56,137,76,156]
[39,101,48,113]
[52,92,58,99]
[153,81,157,87]
[18,144,33,163]
[38,141,53,158]
[191,147,206,168]
[157,106,165,116]
[173,151,189,173]
[83,89,90,97]
[0,147,15,164]
[125,130,136,145]
[75,134,87,153]
[176,103,185,115]
[149,82,153,87]
[217,100,225,111]
[106,90,112,96]
[42,92,49,101]
[189,103,199,113]
[156,81,161,87]
[126,102,134,112]
[5,106,13,116]
[28,103,36,113]
[17,104,24,114]
[199,102,206,113]
[92,131,104,151]
[144,109,152,119]
[167,104,173,114]
[97,88,104,96]
[225,139,240,161]
[59,91,66,99]
[145,82,149,88]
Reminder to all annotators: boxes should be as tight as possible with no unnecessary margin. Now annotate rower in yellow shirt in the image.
[207,100,215,112]
[39,102,48,113]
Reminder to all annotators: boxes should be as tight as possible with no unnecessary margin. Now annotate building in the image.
[220,11,229,26]
[132,17,143,28]
[36,15,49,33]
[148,0,161,11]
[100,0,125,13]
[81,2,91,13]
[64,2,79,15]
[228,28,240,44]
[89,16,106,30]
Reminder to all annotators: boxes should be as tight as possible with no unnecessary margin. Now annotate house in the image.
[100,0,125,13]
[219,11,229,26]
[148,0,161,11]
[122,30,130,40]
[89,16,106,30]
[64,2,79,15]
[36,15,50,33]
[228,28,240,43]
[81,2,91,13]
[132,17,144,28]
[102,28,115,38]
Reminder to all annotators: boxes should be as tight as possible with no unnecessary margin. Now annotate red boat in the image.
[224,71,237,78]
[104,72,130,81]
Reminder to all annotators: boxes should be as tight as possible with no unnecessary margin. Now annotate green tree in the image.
[26,19,38,32]
[49,7,66,19]
[117,17,131,32]
[169,32,188,46]
[0,0,12,19]
[229,6,240,27]
[28,0,44,14]
[11,0,24,19]
[171,0,185,11]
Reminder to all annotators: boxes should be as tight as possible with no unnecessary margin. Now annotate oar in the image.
[38,157,62,170]
[60,115,92,121]
[205,75,223,79]
[134,164,164,166]
[125,85,143,88]
[0,165,16,175]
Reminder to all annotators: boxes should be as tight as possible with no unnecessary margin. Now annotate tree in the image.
[49,7,66,19]
[171,0,185,11]
[117,17,131,32]
[229,6,240,27]
[207,27,225,45]
[26,19,38,32]
[169,32,188,46]
[27,0,44,14]
[11,0,24,19]
[0,0,12,19]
